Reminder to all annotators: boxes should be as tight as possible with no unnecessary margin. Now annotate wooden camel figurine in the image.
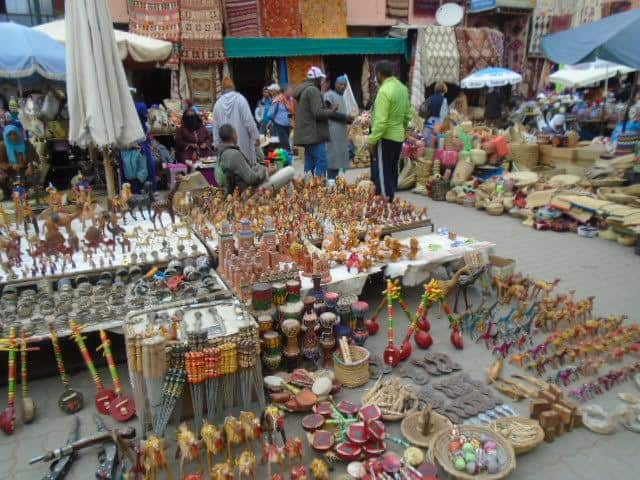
[151,176,181,229]
[223,416,245,463]
[176,423,203,480]
[530,278,560,299]
[236,449,257,480]
[141,435,174,480]
[263,442,285,479]
[201,421,225,475]
[210,461,234,480]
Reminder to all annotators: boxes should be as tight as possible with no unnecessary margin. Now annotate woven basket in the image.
[489,417,545,455]
[333,345,370,388]
[432,425,516,480]
[430,177,449,201]
[509,143,539,170]
[486,201,505,216]
[413,158,433,195]
[452,158,475,186]
[488,255,515,279]
[617,235,637,247]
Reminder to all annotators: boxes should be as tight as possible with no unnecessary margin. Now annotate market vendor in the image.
[324,75,351,179]
[174,107,214,163]
[0,125,39,198]
[216,124,294,194]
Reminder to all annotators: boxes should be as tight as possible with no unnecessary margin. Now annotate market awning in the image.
[469,0,534,13]
[223,37,407,59]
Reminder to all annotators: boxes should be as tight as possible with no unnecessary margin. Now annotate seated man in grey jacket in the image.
[216,124,294,194]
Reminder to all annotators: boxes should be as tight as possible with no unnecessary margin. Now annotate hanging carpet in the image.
[223,0,262,37]
[300,0,347,38]
[181,0,225,64]
[455,27,498,79]
[261,0,302,37]
[421,25,460,86]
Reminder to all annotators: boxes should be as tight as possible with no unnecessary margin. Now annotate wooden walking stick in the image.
[0,326,18,434]
[20,328,36,423]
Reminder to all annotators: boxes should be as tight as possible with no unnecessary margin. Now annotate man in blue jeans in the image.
[293,67,353,176]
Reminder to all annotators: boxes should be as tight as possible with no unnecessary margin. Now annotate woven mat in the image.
[181,0,225,64]
[529,14,550,57]
[186,65,221,107]
[504,15,529,74]
[129,0,180,41]
[300,0,347,38]
[261,0,301,37]
[421,25,460,86]
[224,0,261,37]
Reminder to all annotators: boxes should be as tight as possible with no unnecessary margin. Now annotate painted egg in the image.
[487,456,500,474]
[464,452,476,464]
[484,441,497,451]
[466,461,476,475]
[471,439,481,449]
[449,440,462,453]
[454,458,466,471]
[462,443,474,454]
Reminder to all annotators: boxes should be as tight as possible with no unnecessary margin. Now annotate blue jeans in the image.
[304,143,328,177]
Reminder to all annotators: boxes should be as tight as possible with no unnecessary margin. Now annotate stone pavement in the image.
[1,179,639,480]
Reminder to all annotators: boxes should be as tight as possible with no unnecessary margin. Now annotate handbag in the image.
[418,96,431,119]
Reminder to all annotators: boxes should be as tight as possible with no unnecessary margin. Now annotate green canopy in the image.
[224,37,408,60]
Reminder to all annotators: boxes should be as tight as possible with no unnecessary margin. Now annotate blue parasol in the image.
[0,22,66,82]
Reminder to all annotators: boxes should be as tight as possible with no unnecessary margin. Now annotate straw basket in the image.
[333,345,370,388]
[430,177,449,201]
[486,201,505,216]
[432,425,516,480]
[489,417,545,455]
[509,143,539,170]
[413,158,433,195]
[488,255,515,280]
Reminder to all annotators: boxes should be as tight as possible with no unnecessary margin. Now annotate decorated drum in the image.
[279,301,304,322]
[263,331,282,350]
[272,283,287,306]
[303,295,316,314]
[262,351,282,371]
[252,283,273,312]
[281,319,301,358]
[257,314,274,335]
[324,292,340,311]
[286,280,301,303]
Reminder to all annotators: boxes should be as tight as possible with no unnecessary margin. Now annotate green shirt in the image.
[369,76,412,144]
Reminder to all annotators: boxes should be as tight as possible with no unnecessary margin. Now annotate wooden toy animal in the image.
[202,421,225,474]
[141,435,174,480]
[284,437,303,467]
[530,278,560,299]
[309,459,330,480]
[151,177,181,229]
[223,416,245,462]
[176,423,203,479]
[236,449,257,480]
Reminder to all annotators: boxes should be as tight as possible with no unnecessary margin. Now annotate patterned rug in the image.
[421,25,460,86]
[224,0,261,37]
[549,14,572,34]
[181,0,225,64]
[485,28,504,67]
[413,0,440,16]
[387,0,409,19]
[504,15,529,75]
[455,27,498,79]
[572,0,602,27]
[261,0,302,37]
[129,0,180,41]
[186,65,221,107]
[300,0,347,38]
[529,14,551,57]
[287,56,322,86]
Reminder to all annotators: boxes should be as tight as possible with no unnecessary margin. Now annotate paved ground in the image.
[2,173,639,480]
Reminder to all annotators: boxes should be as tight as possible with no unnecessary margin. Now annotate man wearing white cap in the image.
[294,66,353,176]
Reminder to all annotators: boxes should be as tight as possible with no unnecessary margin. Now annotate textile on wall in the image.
[368,56,402,106]
[602,0,634,17]
[549,14,573,34]
[129,0,180,41]
[455,27,499,79]
[503,15,529,75]
[572,0,602,27]
[300,0,347,38]
[413,0,440,16]
[529,14,551,57]
[361,57,371,107]
[186,64,222,107]
[387,0,409,19]
[223,0,262,37]
[287,56,322,86]
[486,28,504,68]
[261,0,301,37]
[410,29,425,109]
[421,25,460,87]
[181,0,226,64]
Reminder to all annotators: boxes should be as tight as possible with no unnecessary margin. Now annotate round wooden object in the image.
[59,388,84,414]
[95,388,116,415]
[110,394,136,422]
[21,398,36,424]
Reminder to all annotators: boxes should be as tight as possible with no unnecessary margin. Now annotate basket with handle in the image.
[489,417,544,455]
[333,345,370,388]
[432,425,516,480]
[429,177,449,201]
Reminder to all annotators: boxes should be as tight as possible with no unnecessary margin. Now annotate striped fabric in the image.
[223,0,262,37]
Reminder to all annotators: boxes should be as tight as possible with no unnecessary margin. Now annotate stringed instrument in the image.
[97,330,135,422]
[49,322,84,414]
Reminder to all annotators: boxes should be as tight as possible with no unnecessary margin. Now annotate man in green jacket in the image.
[368,60,412,201]
[294,66,352,177]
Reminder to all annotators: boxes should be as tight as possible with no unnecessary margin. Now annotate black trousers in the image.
[371,139,402,201]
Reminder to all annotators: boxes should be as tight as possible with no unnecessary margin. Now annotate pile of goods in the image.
[349,111,372,168]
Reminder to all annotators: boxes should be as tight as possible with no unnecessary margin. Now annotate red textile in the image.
[181,0,226,64]
[455,28,498,79]
[224,0,262,37]
[129,0,180,41]
[261,0,302,37]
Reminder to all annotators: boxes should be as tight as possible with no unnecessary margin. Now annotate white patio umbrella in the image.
[549,60,635,88]
[65,0,145,197]
[461,67,522,89]
[34,19,173,64]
